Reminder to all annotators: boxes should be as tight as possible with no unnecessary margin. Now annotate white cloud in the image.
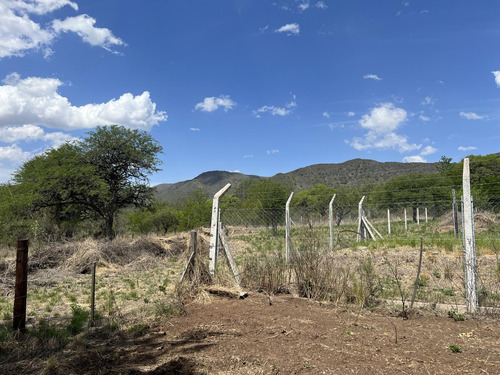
[52,14,125,53]
[419,115,430,122]
[363,74,382,81]
[349,103,420,153]
[0,1,124,59]
[315,1,328,9]
[421,96,436,106]
[403,155,426,163]
[347,111,355,117]
[0,144,32,163]
[0,125,73,147]
[243,154,253,159]
[459,111,486,120]
[253,95,297,118]
[492,71,500,88]
[194,95,235,112]
[275,23,300,36]
[189,128,200,131]
[420,145,437,156]
[298,1,309,11]
[458,146,477,151]
[267,149,279,155]
[322,111,330,118]
[0,73,167,131]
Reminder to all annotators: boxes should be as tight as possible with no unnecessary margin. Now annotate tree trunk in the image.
[104,215,115,240]
[412,206,417,223]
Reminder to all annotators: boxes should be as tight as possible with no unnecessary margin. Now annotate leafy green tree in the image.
[370,172,449,221]
[292,184,336,228]
[127,201,179,235]
[243,179,290,235]
[175,190,212,231]
[14,125,162,240]
[332,187,361,226]
[445,154,500,211]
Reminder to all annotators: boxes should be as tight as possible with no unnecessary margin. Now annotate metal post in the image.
[425,207,428,223]
[417,207,420,226]
[404,208,407,231]
[329,194,336,252]
[209,183,231,277]
[13,239,29,332]
[286,192,294,262]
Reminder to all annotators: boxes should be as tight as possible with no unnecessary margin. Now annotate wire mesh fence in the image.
[220,190,500,310]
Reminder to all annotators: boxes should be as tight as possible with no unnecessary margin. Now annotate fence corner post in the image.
[13,239,29,333]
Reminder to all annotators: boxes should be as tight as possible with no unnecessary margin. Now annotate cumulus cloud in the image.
[0,73,167,131]
[0,1,124,59]
[189,128,200,131]
[267,149,279,155]
[459,111,486,120]
[420,145,437,156]
[322,112,330,118]
[194,95,235,112]
[0,125,73,147]
[253,95,297,118]
[419,115,430,122]
[348,103,420,153]
[243,154,253,158]
[363,74,382,81]
[316,1,328,9]
[52,14,125,54]
[492,71,500,87]
[275,23,300,36]
[0,144,32,163]
[347,111,355,117]
[458,146,477,151]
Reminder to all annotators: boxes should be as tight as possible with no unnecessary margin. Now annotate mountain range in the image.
[154,158,439,202]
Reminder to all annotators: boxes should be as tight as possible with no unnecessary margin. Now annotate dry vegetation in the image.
[1,217,500,374]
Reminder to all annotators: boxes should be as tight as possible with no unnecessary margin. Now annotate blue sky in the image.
[0,0,499,185]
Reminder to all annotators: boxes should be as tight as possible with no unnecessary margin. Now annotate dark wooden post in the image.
[13,239,29,332]
[90,262,97,327]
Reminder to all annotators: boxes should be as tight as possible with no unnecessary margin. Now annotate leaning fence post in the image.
[286,192,294,262]
[13,239,29,333]
[462,158,478,313]
[329,194,336,252]
[209,183,231,277]
[357,196,366,242]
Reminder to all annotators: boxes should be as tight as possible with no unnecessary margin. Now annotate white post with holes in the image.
[329,194,336,251]
[209,183,231,277]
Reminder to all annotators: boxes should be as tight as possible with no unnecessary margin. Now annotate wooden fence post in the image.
[329,194,336,252]
[209,183,231,277]
[90,262,96,327]
[13,239,29,332]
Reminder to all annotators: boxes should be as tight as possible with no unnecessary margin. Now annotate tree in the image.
[243,179,290,235]
[14,125,162,240]
[292,184,336,228]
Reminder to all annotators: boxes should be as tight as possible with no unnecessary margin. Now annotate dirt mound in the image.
[439,210,498,233]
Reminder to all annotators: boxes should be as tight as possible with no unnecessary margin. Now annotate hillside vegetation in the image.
[155,158,439,202]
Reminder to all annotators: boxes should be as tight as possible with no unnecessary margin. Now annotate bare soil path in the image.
[31,293,500,374]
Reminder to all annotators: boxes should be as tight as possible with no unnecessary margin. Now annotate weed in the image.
[448,310,465,321]
[433,269,441,279]
[417,273,430,287]
[441,288,454,296]
[67,304,90,335]
[449,344,462,353]
[128,323,150,336]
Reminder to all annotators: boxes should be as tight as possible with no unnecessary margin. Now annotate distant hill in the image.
[154,159,439,202]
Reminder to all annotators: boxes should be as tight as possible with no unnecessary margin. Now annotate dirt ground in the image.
[8,292,498,375]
